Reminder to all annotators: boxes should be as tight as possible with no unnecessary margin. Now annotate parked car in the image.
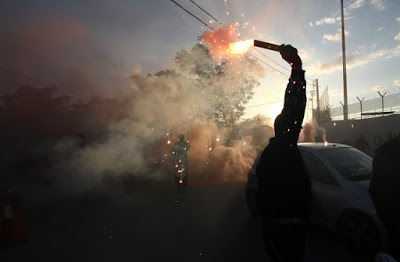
[246,142,387,253]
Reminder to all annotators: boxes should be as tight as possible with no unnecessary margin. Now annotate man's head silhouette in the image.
[274,113,287,137]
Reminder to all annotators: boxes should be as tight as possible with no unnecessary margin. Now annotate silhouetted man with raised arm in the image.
[256,45,311,262]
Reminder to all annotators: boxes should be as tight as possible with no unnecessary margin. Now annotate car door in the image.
[300,149,342,228]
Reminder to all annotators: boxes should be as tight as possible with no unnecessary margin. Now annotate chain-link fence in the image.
[330,87,400,120]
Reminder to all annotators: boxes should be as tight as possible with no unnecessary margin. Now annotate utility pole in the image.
[309,90,315,124]
[341,0,348,121]
[315,79,320,125]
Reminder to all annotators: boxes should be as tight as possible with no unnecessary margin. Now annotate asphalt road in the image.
[1,180,375,261]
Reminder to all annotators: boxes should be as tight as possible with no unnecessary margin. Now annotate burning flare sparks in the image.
[201,25,280,60]
[227,39,254,55]
[201,26,255,59]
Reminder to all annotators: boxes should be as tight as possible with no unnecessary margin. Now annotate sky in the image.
[1,0,400,122]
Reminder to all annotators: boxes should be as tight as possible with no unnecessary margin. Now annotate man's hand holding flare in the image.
[279,45,302,71]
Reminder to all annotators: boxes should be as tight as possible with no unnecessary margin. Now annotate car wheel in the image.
[337,211,381,254]
[246,189,259,215]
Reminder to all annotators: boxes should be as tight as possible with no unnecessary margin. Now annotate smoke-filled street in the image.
[1,1,400,261]
[1,180,373,262]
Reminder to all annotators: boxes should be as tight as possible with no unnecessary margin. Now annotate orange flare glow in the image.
[201,26,254,59]
[228,39,254,55]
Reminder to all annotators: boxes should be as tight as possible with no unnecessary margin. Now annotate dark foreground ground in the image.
[1,180,375,261]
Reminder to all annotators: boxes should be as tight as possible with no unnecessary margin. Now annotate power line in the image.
[170,0,314,81]
[189,0,290,73]
[0,66,53,87]
[183,0,289,77]
[170,0,213,30]
[246,100,281,108]
[188,0,315,82]
[247,88,315,109]
[249,54,288,77]
[189,0,224,26]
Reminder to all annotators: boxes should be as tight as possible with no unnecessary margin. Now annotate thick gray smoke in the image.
[298,122,327,143]
[0,18,276,197]
[49,44,268,193]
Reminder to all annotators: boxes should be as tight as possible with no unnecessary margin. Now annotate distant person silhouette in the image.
[172,134,191,186]
[255,44,311,262]
[354,133,369,153]
[369,136,400,260]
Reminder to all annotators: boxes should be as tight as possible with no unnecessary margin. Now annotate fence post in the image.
[356,96,365,119]
[378,91,387,116]
[339,101,345,120]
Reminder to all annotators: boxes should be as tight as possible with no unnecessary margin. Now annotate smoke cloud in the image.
[0,36,274,199]
[299,121,327,143]
[2,14,313,199]
[49,61,264,193]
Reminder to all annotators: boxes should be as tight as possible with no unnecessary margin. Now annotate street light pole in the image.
[341,0,348,121]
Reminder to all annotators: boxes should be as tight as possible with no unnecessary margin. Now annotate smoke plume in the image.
[0,19,276,198]
[48,43,267,193]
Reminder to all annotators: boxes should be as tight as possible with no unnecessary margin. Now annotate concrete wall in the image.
[321,114,400,157]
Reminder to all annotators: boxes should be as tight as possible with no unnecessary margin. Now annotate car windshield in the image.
[319,147,372,181]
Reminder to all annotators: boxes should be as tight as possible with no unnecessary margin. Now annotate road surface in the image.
[1,180,375,261]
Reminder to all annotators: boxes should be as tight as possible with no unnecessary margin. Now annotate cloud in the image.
[394,80,400,86]
[397,17,400,22]
[390,45,400,57]
[395,33,400,41]
[371,0,386,10]
[312,0,364,28]
[323,29,350,42]
[377,27,384,32]
[298,48,314,62]
[306,46,396,75]
[372,85,387,91]
[315,17,337,26]
[349,0,365,9]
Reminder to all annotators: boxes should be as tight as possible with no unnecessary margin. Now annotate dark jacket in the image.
[256,69,311,220]
[369,136,400,231]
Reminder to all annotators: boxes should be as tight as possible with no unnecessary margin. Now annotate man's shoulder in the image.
[376,136,400,156]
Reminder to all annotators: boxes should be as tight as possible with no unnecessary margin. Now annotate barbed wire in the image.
[330,87,400,120]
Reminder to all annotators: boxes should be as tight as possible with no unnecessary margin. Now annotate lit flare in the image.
[228,39,254,55]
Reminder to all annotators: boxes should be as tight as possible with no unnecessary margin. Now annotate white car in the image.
[246,142,387,253]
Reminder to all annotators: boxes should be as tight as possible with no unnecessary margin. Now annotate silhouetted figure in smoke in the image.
[369,136,400,260]
[256,45,311,262]
[172,134,191,186]
[354,133,369,153]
